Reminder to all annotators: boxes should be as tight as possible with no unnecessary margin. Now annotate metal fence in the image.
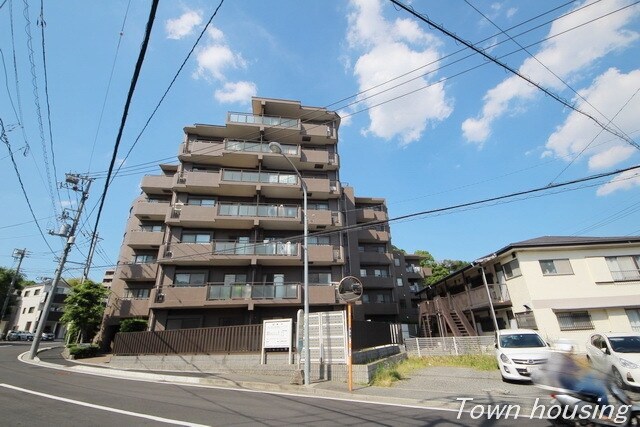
[113,324,262,355]
[405,336,495,357]
[352,321,403,351]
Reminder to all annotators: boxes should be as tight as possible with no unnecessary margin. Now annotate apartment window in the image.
[308,236,330,245]
[502,259,521,279]
[556,311,594,331]
[181,232,212,244]
[174,272,206,286]
[396,278,403,287]
[360,269,367,277]
[309,272,332,284]
[28,307,35,313]
[308,202,329,210]
[24,291,30,297]
[362,294,369,303]
[394,258,400,267]
[188,197,216,206]
[34,289,41,296]
[374,268,389,278]
[626,309,640,332]
[140,224,164,232]
[515,312,538,330]
[539,259,574,276]
[124,288,151,299]
[358,246,364,253]
[133,254,156,264]
[223,274,247,285]
[375,292,393,303]
[25,322,31,331]
[605,255,640,281]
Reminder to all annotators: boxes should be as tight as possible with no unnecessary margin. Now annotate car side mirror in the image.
[494,343,498,349]
[601,347,609,355]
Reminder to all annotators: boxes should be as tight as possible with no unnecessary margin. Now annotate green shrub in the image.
[68,344,100,359]
[119,318,148,333]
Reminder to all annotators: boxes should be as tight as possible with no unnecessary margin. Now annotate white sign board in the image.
[261,319,293,364]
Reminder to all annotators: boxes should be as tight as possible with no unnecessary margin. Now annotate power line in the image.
[89,0,159,248]
[389,0,640,151]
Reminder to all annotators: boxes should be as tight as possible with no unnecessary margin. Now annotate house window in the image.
[539,259,574,276]
[309,272,332,284]
[358,246,364,253]
[308,202,329,210]
[181,232,212,244]
[174,272,206,286]
[22,308,26,314]
[503,259,521,279]
[223,274,247,285]
[605,255,640,281]
[34,289,41,296]
[133,254,156,264]
[626,309,640,332]
[515,312,538,329]
[556,311,594,331]
[373,268,389,278]
[28,307,35,313]
[24,291,30,297]
[188,197,216,206]
[360,269,367,277]
[396,278,403,287]
[124,288,151,299]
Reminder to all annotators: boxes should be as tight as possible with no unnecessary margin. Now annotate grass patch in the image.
[370,355,497,387]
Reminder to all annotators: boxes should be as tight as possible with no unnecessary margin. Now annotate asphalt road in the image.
[0,343,549,426]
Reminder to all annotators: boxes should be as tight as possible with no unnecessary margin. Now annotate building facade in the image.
[103,97,415,342]
[12,281,70,338]
[419,236,640,351]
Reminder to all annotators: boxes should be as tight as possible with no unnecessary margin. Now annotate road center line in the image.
[0,383,209,427]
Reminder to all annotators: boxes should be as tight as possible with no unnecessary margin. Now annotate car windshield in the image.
[500,333,546,348]
[608,336,640,353]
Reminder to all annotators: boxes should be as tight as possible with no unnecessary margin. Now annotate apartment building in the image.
[103,97,408,341]
[13,280,70,338]
[419,236,640,350]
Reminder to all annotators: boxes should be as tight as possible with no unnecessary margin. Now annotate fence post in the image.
[416,338,421,358]
[453,336,459,356]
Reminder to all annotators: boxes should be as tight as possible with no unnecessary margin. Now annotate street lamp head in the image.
[268,141,283,154]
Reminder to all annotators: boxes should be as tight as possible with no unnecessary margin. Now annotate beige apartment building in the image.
[102,97,421,342]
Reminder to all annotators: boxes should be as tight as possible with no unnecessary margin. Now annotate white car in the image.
[586,332,640,390]
[496,329,551,381]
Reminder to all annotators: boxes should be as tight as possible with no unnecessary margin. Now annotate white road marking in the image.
[0,383,210,427]
[0,345,13,347]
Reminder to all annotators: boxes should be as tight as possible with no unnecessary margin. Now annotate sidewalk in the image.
[25,346,550,412]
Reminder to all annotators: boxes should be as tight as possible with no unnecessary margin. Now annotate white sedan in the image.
[586,332,640,390]
[496,329,551,382]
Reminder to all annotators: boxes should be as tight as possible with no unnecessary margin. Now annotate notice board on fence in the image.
[261,318,293,364]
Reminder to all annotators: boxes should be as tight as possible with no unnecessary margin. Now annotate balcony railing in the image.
[228,112,300,129]
[221,169,298,185]
[207,282,299,300]
[225,139,299,155]
[218,202,298,218]
[213,240,299,256]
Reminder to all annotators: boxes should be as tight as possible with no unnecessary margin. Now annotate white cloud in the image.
[206,26,224,42]
[337,110,352,127]
[214,81,257,104]
[506,8,518,18]
[545,68,640,169]
[346,0,452,145]
[597,169,640,196]
[165,10,202,40]
[60,200,76,208]
[194,44,246,81]
[462,0,640,144]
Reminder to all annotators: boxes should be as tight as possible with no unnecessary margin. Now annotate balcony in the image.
[207,282,299,300]
[140,175,174,195]
[447,284,511,312]
[158,241,302,266]
[307,209,343,228]
[132,200,170,220]
[127,231,164,249]
[307,245,344,265]
[356,208,387,223]
[227,112,300,130]
[219,168,340,199]
[110,297,151,318]
[173,170,222,194]
[119,263,159,282]
[358,229,390,242]
[360,276,394,289]
[219,202,301,230]
[301,148,339,170]
[179,139,301,169]
[358,252,393,264]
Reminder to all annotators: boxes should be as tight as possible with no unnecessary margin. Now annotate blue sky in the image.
[1,0,640,282]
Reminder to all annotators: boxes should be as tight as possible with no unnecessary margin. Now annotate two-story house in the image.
[419,236,640,350]
[13,280,70,338]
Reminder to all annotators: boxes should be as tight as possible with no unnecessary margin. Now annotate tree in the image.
[0,267,32,322]
[60,279,108,343]
[412,250,469,285]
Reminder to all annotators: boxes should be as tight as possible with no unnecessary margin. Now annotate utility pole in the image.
[0,248,27,336]
[29,174,92,360]
[82,232,99,283]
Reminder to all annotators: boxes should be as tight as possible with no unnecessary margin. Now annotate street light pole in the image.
[268,141,310,386]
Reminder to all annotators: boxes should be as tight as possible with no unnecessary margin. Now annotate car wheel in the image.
[613,368,626,390]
